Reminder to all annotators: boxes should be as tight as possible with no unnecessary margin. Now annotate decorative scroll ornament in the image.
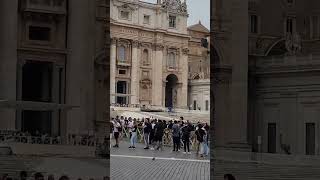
[161,0,188,15]
[285,33,301,55]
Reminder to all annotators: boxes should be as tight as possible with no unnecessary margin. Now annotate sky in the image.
[140,0,210,29]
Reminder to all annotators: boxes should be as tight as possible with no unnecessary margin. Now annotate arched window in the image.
[168,52,176,68]
[143,49,149,64]
[118,45,126,62]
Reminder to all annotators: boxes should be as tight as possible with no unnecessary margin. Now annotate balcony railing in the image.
[21,0,67,14]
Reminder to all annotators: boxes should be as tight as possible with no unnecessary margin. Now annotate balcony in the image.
[20,0,67,15]
[117,60,131,67]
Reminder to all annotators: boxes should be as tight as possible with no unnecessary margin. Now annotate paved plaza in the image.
[110,140,210,180]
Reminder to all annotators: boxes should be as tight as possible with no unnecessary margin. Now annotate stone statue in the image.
[285,33,302,55]
[173,89,177,107]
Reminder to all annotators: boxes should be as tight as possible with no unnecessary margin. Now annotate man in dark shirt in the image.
[143,118,152,149]
[181,122,192,154]
[154,120,165,150]
[172,121,180,151]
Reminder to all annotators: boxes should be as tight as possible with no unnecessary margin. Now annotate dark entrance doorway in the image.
[165,74,178,108]
[21,61,53,135]
[22,111,52,135]
[116,81,127,104]
[268,123,277,153]
[22,61,53,102]
[306,123,315,155]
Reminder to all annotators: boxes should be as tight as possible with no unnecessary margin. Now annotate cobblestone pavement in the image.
[111,140,210,180]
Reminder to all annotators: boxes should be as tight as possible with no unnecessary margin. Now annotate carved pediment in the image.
[114,1,137,11]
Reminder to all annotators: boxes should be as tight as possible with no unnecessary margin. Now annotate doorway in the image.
[165,74,178,108]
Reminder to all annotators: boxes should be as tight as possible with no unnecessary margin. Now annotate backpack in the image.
[118,125,122,132]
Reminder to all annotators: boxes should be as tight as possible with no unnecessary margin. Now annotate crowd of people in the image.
[1,172,109,180]
[111,116,210,157]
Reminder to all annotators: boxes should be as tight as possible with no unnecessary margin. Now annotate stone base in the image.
[7,143,96,157]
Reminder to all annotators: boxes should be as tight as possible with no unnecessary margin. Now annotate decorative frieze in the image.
[111,37,118,45]
[182,48,189,55]
[154,43,165,51]
[132,40,139,48]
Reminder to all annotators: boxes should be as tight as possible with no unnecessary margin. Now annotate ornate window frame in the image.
[118,4,134,21]
[167,47,179,70]
[140,43,152,66]
[117,39,131,64]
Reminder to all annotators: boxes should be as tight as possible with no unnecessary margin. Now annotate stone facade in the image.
[187,22,210,111]
[0,0,108,142]
[213,0,320,155]
[110,0,189,109]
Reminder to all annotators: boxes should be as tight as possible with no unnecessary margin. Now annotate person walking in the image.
[112,118,121,148]
[181,121,192,154]
[129,120,138,148]
[196,124,206,157]
[172,120,180,151]
[154,120,165,151]
[143,118,152,149]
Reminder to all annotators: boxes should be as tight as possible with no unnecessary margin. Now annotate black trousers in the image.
[183,137,190,152]
[173,136,180,151]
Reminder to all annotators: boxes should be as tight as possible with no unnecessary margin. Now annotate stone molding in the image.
[211,65,232,84]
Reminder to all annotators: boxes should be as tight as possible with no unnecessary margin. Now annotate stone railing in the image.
[0,134,103,147]
[21,0,67,14]
[255,55,320,68]
[110,103,140,108]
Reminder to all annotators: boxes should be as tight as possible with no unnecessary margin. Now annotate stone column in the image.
[130,40,139,105]
[162,80,166,107]
[212,65,232,148]
[229,0,249,147]
[152,44,164,106]
[16,60,25,131]
[66,0,93,135]
[179,48,189,109]
[51,64,61,136]
[110,38,117,104]
[0,0,18,131]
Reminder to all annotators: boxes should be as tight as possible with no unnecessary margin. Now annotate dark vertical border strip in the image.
[105,0,111,179]
[210,0,214,179]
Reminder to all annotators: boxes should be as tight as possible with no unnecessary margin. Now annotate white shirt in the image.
[128,121,133,132]
[113,121,120,133]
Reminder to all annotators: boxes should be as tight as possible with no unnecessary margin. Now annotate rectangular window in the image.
[193,100,197,110]
[143,15,150,24]
[250,15,258,33]
[29,26,51,41]
[169,15,176,28]
[119,69,126,75]
[286,18,293,34]
[120,11,129,19]
[306,123,315,155]
[268,123,277,153]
